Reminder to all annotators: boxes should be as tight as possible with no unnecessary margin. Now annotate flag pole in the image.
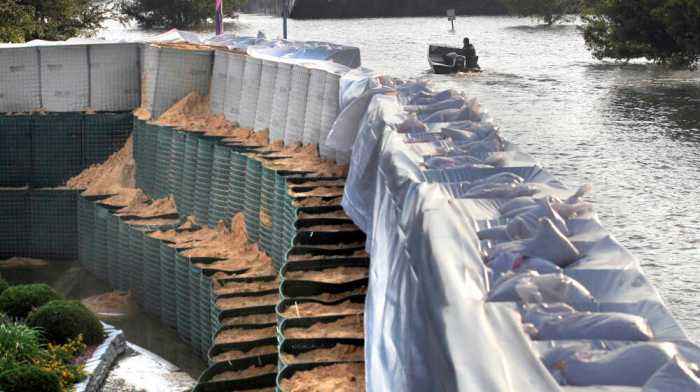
[215,0,224,35]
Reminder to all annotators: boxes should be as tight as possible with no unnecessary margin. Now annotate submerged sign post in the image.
[447,9,456,32]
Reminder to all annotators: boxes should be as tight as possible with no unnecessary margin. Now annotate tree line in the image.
[0,0,698,69]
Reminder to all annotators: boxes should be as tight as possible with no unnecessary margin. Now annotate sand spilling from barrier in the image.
[216,293,279,310]
[281,300,364,319]
[210,363,277,382]
[212,344,279,363]
[284,315,364,339]
[67,136,135,192]
[280,363,365,392]
[287,250,368,262]
[294,197,344,207]
[309,287,368,302]
[281,344,364,365]
[215,326,277,345]
[285,267,368,284]
[117,196,178,218]
[214,279,279,295]
[221,313,277,327]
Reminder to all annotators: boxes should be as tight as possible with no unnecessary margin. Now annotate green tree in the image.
[0,0,112,43]
[502,0,580,25]
[120,0,244,29]
[582,0,700,69]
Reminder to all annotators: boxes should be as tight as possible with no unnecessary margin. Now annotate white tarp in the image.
[340,81,700,391]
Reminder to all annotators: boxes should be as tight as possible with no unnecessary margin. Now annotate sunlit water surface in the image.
[101,14,700,341]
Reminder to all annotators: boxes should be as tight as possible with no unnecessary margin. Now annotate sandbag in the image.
[505,200,569,240]
[522,218,580,266]
[488,253,562,280]
[642,356,700,392]
[489,271,596,307]
[422,102,482,123]
[543,343,678,386]
[523,303,654,341]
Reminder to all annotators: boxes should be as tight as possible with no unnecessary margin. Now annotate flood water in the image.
[2,262,206,377]
[101,15,700,340]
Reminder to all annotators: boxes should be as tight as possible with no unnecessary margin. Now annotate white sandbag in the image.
[489,271,596,306]
[238,56,262,129]
[253,59,278,132]
[524,303,654,341]
[89,43,140,111]
[410,89,459,105]
[642,356,700,391]
[424,154,487,169]
[269,62,292,142]
[462,182,540,199]
[209,50,229,114]
[506,200,569,240]
[543,343,678,386]
[441,122,498,142]
[223,52,246,124]
[488,253,562,279]
[454,131,505,155]
[423,103,482,123]
[406,97,465,114]
[500,197,539,217]
[302,67,327,146]
[284,64,310,145]
[0,47,41,112]
[522,218,580,266]
[319,71,341,159]
[40,45,89,111]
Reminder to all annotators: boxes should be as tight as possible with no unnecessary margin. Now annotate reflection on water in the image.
[3,261,206,378]
[99,14,700,340]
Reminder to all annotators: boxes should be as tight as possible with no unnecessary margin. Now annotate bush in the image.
[120,0,244,29]
[0,284,61,319]
[35,336,88,390]
[0,274,9,295]
[0,365,61,392]
[27,300,104,345]
[0,323,43,369]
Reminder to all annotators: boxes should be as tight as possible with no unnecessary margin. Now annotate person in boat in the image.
[444,37,477,69]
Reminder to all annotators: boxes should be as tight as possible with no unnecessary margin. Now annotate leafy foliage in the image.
[27,300,104,345]
[119,0,245,29]
[34,335,88,390]
[0,284,61,319]
[0,0,115,43]
[0,273,9,296]
[0,365,61,392]
[0,323,43,370]
[502,0,580,25]
[582,0,700,69]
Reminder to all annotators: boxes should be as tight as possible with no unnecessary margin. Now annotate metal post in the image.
[283,0,289,39]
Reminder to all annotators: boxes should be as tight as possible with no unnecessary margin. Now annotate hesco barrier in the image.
[0,112,132,188]
[0,188,77,260]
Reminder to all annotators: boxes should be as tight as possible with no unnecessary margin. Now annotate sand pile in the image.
[216,293,279,310]
[221,313,277,327]
[117,195,177,218]
[280,363,365,392]
[0,257,49,270]
[281,344,364,365]
[308,287,368,303]
[81,291,139,320]
[67,137,135,193]
[215,326,277,345]
[214,279,279,295]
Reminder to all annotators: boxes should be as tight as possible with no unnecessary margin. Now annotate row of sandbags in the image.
[0,43,140,113]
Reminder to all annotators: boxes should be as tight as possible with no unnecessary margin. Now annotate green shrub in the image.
[0,323,43,369]
[27,300,104,345]
[0,365,61,392]
[0,284,60,319]
[0,274,9,295]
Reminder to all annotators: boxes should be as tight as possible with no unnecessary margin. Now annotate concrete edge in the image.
[74,322,127,392]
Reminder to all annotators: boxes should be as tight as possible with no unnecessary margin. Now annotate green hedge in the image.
[27,300,104,345]
[0,284,60,319]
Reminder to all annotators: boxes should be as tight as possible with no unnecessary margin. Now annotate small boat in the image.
[428,44,480,74]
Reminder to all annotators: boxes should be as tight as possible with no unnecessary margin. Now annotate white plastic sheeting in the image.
[0,47,40,112]
[209,50,229,114]
[89,43,140,111]
[223,52,246,124]
[269,62,293,142]
[253,59,278,132]
[238,56,262,129]
[337,80,700,391]
[40,45,89,111]
[284,65,310,145]
[302,67,327,146]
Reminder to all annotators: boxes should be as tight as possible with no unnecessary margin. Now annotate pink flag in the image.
[215,0,223,35]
